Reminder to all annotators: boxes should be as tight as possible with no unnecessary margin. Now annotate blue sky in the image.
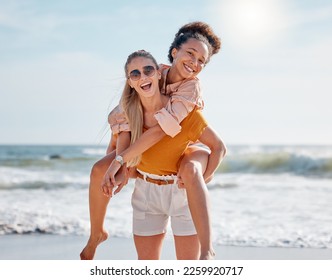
[0,0,331,145]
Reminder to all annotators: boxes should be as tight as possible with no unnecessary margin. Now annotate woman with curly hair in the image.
[81,22,225,260]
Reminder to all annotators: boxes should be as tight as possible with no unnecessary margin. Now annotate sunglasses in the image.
[129,65,156,81]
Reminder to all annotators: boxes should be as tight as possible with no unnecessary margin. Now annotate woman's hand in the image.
[101,160,128,197]
[101,181,114,197]
[113,165,129,195]
[203,174,214,184]
[177,173,214,189]
[177,175,185,189]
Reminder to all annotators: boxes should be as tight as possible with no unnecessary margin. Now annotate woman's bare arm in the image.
[198,126,226,181]
[106,134,117,155]
[102,131,131,196]
[102,125,166,188]
[121,125,166,163]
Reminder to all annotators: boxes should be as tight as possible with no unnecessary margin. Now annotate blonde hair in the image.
[120,50,159,166]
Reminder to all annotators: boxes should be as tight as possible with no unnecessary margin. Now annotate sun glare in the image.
[219,0,285,48]
[236,4,272,36]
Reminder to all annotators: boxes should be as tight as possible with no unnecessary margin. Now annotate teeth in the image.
[184,64,194,72]
[141,82,151,87]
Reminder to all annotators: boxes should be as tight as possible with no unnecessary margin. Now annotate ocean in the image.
[0,144,332,249]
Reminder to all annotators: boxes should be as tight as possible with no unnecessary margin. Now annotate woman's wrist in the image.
[115,155,124,166]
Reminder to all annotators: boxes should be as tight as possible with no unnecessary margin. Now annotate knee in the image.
[180,161,202,183]
[90,160,107,180]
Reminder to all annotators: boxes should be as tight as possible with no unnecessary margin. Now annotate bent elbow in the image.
[220,140,227,158]
[214,138,227,159]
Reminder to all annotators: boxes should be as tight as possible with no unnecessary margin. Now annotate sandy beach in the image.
[0,234,332,260]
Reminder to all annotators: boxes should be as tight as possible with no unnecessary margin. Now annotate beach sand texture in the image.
[0,235,332,260]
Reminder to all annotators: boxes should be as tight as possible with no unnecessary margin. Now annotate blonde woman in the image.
[105,50,224,259]
[81,22,224,260]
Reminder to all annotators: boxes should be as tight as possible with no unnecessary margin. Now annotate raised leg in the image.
[178,146,215,260]
[80,151,115,260]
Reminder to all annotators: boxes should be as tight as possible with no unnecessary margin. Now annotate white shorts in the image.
[131,171,196,237]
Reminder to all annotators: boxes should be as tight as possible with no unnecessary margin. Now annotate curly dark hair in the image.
[168,21,221,64]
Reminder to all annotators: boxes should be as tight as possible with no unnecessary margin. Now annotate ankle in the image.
[200,246,215,260]
[89,230,108,243]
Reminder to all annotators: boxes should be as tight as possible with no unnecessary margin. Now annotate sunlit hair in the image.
[168,21,221,64]
[120,50,159,167]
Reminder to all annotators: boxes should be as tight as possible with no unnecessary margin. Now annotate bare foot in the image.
[80,231,108,260]
[200,249,216,260]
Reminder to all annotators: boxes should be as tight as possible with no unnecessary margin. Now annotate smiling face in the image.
[127,57,161,98]
[170,38,209,81]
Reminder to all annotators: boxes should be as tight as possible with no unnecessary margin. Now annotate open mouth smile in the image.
[140,82,152,90]
[183,63,195,74]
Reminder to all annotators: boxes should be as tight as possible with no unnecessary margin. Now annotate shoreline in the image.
[0,235,331,260]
